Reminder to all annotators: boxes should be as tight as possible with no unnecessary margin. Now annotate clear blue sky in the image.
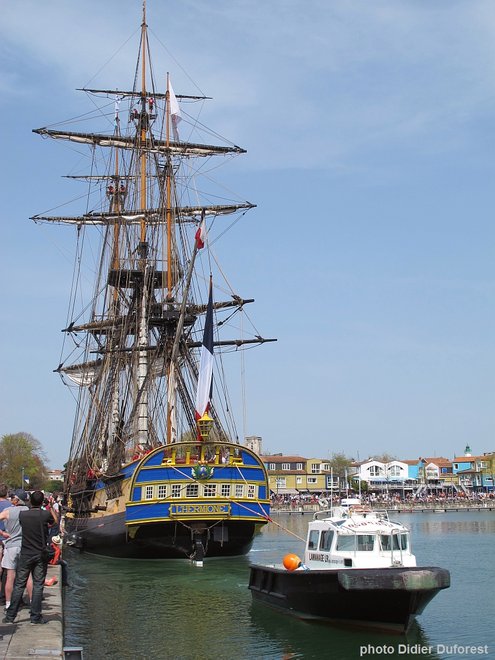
[1,1,494,469]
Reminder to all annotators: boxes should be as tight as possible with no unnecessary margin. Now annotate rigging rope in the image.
[262,515,306,543]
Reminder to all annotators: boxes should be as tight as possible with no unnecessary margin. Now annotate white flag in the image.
[169,79,181,140]
[169,83,181,120]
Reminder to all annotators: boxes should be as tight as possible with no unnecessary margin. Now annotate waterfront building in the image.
[251,447,495,499]
[356,459,409,484]
[262,455,308,496]
[47,469,64,483]
[305,458,332,493]
[245,436,263,455]
[412,457,456,496]
[453,446,495,492]
[483,452,495,491]
[262,455,347,497]
[353,459,417,496]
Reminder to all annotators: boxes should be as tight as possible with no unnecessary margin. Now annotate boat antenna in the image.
[330,468,334,515]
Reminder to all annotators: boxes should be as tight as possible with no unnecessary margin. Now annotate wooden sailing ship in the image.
[33,4,274,559]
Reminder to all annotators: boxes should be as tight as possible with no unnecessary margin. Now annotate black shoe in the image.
[30,618,47,625]
[2,616,14,624]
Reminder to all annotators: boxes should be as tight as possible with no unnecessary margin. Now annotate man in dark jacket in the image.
[3,491,58,625]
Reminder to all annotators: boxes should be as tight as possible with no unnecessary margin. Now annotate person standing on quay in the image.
[0,490,33,611]
[3,491,59,625]
[0,483,13,603]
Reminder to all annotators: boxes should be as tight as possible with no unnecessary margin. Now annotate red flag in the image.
[195,218,206,249]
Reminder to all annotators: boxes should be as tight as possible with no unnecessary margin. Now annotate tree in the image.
[0,432,49,490]
[371,453,397,463]
[328,452,354,494]
[179,430,198,443]
[354,479,368,493]
[45,480,63,494]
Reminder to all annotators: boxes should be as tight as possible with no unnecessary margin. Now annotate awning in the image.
[271,488,299,495]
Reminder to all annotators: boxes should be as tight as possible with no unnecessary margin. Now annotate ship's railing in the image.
[159,442,244,467]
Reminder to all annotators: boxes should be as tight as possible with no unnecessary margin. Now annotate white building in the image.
[245,436,263,455]
[47,469,64,482]
[357,459,410,485]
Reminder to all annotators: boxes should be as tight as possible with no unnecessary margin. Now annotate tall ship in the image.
[34,4,274,560]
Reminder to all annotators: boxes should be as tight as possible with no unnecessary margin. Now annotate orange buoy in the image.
[283,553,302,571]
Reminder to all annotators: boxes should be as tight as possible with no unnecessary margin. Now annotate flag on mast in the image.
[168,78,181,140]
[195,216,206,249]
[195,278,214,422]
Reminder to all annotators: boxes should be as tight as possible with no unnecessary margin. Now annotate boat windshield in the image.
[336,534,375,551]
[319,530,334,551]
[380,533,408,551]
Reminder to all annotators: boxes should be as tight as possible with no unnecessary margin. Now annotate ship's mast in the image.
[109,105,123,455]
[165,69,174,445]
[137,1,149,446]
[166,72,173,296]
[111,109,122,289]
[139,3,147,245]
[165,67,181,445]
[33,0,276,467]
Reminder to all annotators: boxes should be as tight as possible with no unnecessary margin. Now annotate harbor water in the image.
[63,510,494,659]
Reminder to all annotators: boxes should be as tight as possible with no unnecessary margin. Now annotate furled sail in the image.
[33,128,246,157]
[32,203,256,226]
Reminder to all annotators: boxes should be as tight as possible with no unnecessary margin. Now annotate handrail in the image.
[390,527,403,566]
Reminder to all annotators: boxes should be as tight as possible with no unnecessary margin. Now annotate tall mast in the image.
[165,72,174,444]
[140,0,147,244]
[165,72,173,296]
[137,0,149,446]
[109,105,122,451]
[111,103,122,288]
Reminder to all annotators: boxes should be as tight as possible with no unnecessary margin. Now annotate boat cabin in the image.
[304,507,417,569]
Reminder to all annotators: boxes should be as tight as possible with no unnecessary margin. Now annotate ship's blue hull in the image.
[65,441,270,559]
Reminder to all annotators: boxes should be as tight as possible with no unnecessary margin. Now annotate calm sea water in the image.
[63,511,495,659]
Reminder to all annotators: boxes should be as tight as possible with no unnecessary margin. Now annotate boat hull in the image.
[65,512,261,558]
[65,441,270,559]
[248,565,450,632]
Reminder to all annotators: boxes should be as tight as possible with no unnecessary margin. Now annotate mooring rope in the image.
[263,515,306,543]
[232,500,306,542]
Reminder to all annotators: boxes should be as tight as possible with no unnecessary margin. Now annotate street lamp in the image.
[21,466,24,489]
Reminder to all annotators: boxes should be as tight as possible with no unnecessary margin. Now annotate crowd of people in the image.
[0,484,65,626]
[270,490,495,509]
